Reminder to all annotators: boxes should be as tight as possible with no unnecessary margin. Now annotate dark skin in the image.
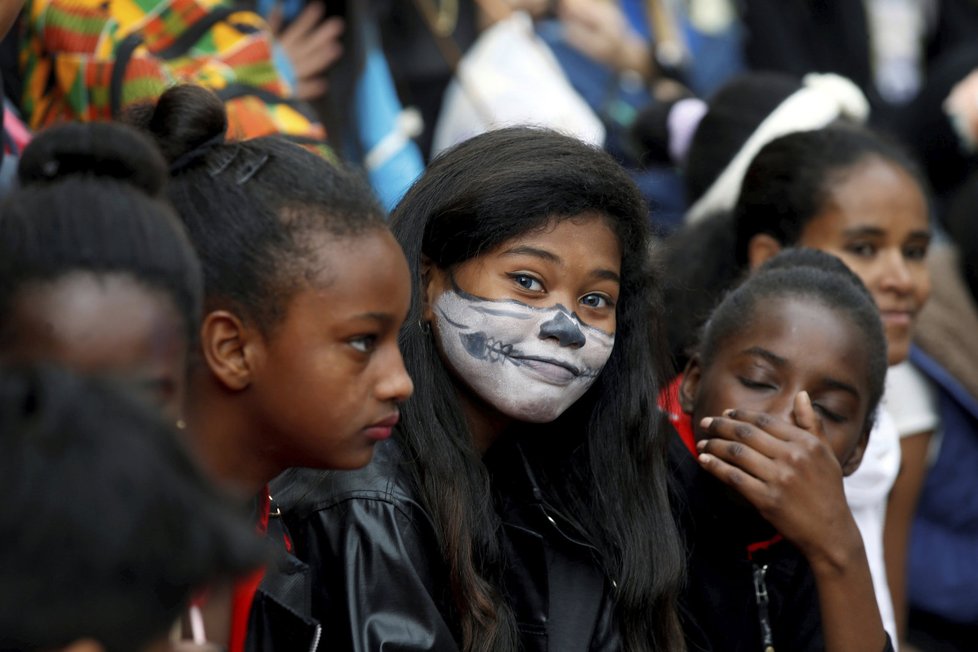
[182,229,413,646]
[3,272,188,420]
[186,229,414,496]
[680,297,888,652]
[748,156,933,646]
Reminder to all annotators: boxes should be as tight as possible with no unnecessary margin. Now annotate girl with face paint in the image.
[273,128,685,652]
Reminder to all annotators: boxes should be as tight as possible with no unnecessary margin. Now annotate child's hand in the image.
[267,3,345,100]
[696,391,861,569]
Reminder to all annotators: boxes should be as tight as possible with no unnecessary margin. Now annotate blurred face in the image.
[425,214,621,424]
[248,229,413,470]
[681,297,871,474]
[797,157,931,365]
[3,272,188,419]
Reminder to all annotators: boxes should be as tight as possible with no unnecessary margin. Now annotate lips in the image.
[363,413,399,441]
[511,356,582,385]
[879,309,916,327]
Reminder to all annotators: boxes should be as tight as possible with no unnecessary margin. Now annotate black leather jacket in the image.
[245,500,322,652]
[271,439,621,651]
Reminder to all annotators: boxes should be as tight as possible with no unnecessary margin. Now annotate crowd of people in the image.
[1,1,977,651]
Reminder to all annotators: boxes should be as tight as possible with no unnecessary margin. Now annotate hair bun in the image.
[18,122,168,197]
[125,85,228,166]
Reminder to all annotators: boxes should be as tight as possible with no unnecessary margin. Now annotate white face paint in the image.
[433,287,615,423]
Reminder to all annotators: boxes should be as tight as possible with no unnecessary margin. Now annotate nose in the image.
[768,393,796,425]
[377,350,414,404]
[539,310,586,348]
[878,249,914,295]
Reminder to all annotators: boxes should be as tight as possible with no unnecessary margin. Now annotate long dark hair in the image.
[733,123,927,268]
[391,127,685,651]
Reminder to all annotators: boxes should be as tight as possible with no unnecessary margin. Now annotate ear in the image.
[746,233,784,272]
[678,355,703,415]
[199,310,258,392]
[841,426,871,476]
[421,256,450,324]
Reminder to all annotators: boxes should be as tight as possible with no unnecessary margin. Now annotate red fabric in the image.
[227,488,272,652]
[660,374,698,456]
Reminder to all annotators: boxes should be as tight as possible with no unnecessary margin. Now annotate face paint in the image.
[433,287,615,422]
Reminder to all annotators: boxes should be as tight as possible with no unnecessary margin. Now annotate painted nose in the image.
[539,310,586,348]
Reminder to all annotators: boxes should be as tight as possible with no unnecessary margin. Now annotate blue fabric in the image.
[349,19,424,212]
[255,0,304,23]
[271,42,297,90]
[908,346,978,623]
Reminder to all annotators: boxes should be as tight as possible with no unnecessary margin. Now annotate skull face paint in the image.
[433,287,615,422]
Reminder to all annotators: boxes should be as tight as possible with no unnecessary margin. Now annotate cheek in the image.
[912,266,932,303]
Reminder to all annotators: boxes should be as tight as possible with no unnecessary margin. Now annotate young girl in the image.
[274,127,684,651]
[127,84,414,650]
[0,121,203,419]
[670,249,892,651]
[664,124,932,644]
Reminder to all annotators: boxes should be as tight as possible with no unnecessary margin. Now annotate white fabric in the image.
[885,361,940,438]
[431,12,605,156]
[844,408,901,649]
[685,73,870,224]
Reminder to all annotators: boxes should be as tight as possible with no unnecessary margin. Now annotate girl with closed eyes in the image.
[273,127,685,651]
[668,249,894,652]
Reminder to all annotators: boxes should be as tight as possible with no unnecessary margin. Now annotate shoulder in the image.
[271,439,441,557]
[272,439,421,518]
[884,362,940,437]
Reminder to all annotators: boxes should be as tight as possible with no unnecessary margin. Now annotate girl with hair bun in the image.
[127,84,414,651]
[273,127,685,652]
[0,120,203,419]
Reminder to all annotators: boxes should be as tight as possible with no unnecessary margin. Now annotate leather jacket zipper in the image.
[752,562,775,652]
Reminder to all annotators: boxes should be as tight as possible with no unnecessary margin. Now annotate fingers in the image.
[696,451,768,505]
[266,2,284,34]
[792,391,820,435]
[699,412,794,458]
[280,1,325,43]
[697,418,781,479]
[294,17,344,71]
[273,5,345,101]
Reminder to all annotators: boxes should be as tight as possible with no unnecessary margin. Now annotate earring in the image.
[175,419,187,430]
[418,319,431,335]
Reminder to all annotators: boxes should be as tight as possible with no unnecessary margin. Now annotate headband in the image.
[685,73,870,224]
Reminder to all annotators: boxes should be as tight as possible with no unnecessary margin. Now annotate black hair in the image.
[0,364,265,652]
[733,124,928,267]
[698,249,888,433]
[0,122,203,345]
[391,127,684,652]
[125,84,386,331]
[684,72,802,204]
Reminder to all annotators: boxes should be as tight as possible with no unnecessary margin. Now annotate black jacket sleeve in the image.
[273,460,460,651]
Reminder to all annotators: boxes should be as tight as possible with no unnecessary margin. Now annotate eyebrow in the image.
[503,245,562,264]
[842,225,932,239]
[743,346,787,367]
[350,312,395,326]
[745,347,861,399]
[820,377,861,400]
[503,246,621,284]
